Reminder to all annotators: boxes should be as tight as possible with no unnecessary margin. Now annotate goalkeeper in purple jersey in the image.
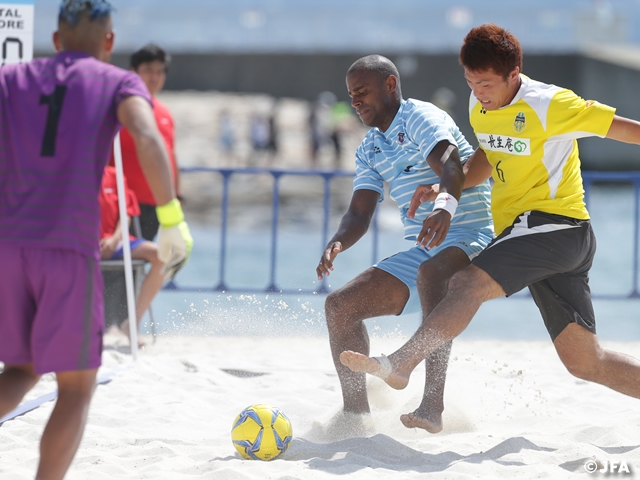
[0,1,192,478]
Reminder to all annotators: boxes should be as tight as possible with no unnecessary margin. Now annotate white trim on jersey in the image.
[469,95,479,115]
[542,138,575,199]
[468,75,562,131]
[518,77,561,130]
[488,211,580,250]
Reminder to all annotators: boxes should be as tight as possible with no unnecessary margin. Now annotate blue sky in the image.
[31,0,640,53]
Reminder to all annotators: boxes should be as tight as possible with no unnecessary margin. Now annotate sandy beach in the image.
[1,333,638,479]
[2,92,639,479]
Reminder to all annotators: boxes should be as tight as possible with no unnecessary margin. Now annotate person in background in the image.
[265,102,279,167]
[308,91,335,169]
[99,166,165,346]
[328,99,356,170]
[249,111,271,166]
[0,2,192,478]
[218,109,237,165]
[110,43,180,242]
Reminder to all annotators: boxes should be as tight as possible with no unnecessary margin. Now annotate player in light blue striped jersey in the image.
[317,55,493,433]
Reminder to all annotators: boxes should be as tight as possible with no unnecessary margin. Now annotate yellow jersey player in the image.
[339,23,640,413]
[468,74,613,236]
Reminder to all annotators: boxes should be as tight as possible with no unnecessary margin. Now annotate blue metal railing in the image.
[583,171,640,299]
[165,167,361,295]
[167,167,640,299]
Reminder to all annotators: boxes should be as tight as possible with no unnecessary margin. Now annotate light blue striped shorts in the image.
[374,226,494,315]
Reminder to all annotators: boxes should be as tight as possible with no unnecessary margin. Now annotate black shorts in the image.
[129,203,160,241]
[472,210,596,340]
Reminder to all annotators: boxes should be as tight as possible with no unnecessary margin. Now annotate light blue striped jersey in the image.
[354,98,493,241]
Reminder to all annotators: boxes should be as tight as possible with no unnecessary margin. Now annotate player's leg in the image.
[400,247,470,432]
[341,264,502,388]
[531,273,640,399]
[27,248,104,479]
[341,224,501,390]
[401,342,451,432]
[522,217,640,397]
[325,267,408,414]
[0,245,41,417]
[346,213,590,388]
[554,324,640,398]
[0,364,40,417]
[342,218,545,389]
[36,368,98,480]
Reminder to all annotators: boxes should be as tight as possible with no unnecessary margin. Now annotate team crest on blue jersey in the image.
[397,132,406,144]
[513,112,526,133]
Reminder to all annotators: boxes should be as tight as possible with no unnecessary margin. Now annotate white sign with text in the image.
[0,1,34,65]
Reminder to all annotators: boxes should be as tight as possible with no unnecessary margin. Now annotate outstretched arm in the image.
[316,189,380,279]
[605,115,640,144]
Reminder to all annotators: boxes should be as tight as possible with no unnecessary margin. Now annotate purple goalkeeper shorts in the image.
[0,244,104,374]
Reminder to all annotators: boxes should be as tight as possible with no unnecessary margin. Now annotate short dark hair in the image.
[347,54,400,84]
[459,24,523,79]
[130,44,171,72]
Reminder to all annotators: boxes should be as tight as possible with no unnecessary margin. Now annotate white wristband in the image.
[433,192,458,217]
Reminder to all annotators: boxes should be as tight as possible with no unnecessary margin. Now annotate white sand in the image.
[1,334,638,479]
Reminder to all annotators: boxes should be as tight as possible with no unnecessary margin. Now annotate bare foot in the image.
[400,411,443,433]
[339,351,410,390]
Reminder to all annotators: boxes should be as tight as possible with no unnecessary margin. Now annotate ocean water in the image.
[143,183,639,341]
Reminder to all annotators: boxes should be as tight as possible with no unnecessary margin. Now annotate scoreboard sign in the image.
[0,0,34,65]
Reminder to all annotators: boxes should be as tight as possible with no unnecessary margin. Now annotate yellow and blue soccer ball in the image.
[231,404,293,461]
